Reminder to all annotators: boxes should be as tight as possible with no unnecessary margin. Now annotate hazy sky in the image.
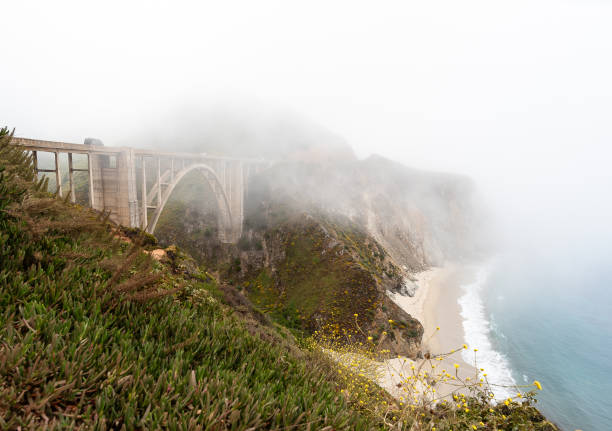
[3,0,612,248]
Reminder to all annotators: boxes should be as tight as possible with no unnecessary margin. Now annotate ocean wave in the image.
[458,265,517,400]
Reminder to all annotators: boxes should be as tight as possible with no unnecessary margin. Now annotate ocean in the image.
[458,252,612,431]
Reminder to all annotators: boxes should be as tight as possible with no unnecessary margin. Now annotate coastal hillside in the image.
[0,128,380,429]
[2,128,556,429]
[155,151,484,356]
[156,169,426,358]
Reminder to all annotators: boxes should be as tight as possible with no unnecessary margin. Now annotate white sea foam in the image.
[458,265,517,400]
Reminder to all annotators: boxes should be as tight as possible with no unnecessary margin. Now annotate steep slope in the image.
[0,129,380,429]
[241,215,423,358]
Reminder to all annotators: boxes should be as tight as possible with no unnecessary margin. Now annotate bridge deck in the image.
[12,137,263,162]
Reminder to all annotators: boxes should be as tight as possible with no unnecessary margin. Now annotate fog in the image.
[3,0,612,260]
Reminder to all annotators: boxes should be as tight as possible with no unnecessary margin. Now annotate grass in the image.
[246,221,378,331]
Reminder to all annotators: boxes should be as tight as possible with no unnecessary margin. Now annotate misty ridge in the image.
[127,102,492,272]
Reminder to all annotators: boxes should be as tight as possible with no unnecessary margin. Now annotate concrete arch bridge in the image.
[13,137,269,243]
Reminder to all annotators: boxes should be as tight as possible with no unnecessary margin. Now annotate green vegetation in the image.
[247,220,378,333]
[239,217,423,360]
[0,128,379,429]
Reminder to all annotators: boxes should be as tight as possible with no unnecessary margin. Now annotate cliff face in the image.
[241,215,423,358]
[246,155,483,272]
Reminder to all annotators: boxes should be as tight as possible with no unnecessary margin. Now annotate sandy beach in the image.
[379,264,480,402]
[385,264,475,355]
[423,265,476,354]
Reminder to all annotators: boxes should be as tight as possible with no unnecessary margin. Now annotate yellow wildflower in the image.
[534,380,543,390]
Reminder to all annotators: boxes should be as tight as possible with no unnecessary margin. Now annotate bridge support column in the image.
[123,149,140,228]
[89,154,105,213]
[89,150,139,228]
[225,160,244,243]
[210,160,244,243]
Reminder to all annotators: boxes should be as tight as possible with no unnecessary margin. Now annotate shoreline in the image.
[423,264,475,356]
[380,264,479,401]
[386,264,476,356]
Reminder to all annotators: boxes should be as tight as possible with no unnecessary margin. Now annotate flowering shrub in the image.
[307,314,558,430]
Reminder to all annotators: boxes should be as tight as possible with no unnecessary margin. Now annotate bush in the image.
[307,316,557,431]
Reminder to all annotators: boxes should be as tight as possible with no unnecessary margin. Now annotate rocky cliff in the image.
[246,156,483,271]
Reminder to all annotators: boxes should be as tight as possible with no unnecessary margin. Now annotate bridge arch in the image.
[146,163,235,242]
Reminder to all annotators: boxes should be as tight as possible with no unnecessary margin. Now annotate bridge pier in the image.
[220,160,244,243]
[89,150,140,228]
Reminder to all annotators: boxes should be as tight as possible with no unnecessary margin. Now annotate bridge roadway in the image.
[12,137,268,243]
